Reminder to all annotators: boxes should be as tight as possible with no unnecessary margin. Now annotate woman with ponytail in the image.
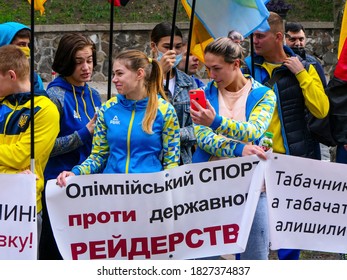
[56,49,180,186]
[191,37,276,260]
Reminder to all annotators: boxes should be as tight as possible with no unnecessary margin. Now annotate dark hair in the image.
[150,22,182,44]
[12,28,31,43]
[52,33,97,77]
[285,22,305,34]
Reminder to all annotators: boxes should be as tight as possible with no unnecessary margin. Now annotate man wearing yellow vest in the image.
[244,12,329,260]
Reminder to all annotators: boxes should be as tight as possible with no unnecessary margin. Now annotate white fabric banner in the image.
[0,174,37,260]
[46,156,262,260]
[265,153,347,253]
[44,153,347,260]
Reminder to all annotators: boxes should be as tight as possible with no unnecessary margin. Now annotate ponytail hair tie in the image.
[148,57,152,63]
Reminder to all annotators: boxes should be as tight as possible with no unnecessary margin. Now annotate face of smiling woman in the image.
[112,60,145,100]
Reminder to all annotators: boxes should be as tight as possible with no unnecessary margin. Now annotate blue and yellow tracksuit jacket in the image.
[0,91,60,212]
[192,77,276,163]
[71,93,180,175]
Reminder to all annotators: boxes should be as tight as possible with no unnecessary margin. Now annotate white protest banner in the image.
[265,153,347,253]
[46,155,263,260]
[0,174,37,260]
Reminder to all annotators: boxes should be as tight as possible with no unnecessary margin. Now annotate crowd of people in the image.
[0,10,345,260]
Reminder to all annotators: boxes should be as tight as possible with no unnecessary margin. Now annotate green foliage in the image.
[0,0,333,25]
[285,0,333,21]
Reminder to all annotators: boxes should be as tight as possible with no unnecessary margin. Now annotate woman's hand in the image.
[86,113,97,135]
[56,171,75,187]
[190,99,216,126]
[242,144,267,160]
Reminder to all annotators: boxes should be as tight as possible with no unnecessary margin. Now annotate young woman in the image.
[191,37,276,260]
[56,49,180,186]
[150,22,197,165]
[39,33,101,259]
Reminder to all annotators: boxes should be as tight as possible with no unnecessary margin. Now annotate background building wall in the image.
[33,22,335,82]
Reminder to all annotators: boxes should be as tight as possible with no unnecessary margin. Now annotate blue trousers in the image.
[277,249,301,260]
[336,145,347,164]
[236,193,269,260]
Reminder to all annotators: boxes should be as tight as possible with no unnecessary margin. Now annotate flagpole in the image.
[30,0,35,173]
[250,34,255,76]
[107,1,115,100]
[165,0,179,92]
[184,0,196,74]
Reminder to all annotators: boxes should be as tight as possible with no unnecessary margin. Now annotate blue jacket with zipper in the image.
[71,93,181,174]
[44,76,101,180]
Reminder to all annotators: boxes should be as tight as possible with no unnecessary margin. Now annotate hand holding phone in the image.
[189,89,207,111]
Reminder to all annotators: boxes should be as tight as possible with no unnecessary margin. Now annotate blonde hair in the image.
[268,12,284,34]
[227,30,244,42]
[114,49,167,134]
[204,37,245,64]
[0,45,29,80]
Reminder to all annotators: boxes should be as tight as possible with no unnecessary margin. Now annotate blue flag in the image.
[182,0,270,63]
[187,0,270,38]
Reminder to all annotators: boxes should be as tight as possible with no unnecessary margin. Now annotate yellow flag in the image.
[338,2,347,58]
[181,0,213,64]
[27,0,47,16]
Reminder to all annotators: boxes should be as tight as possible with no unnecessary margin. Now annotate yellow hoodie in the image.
[0,91,59,212]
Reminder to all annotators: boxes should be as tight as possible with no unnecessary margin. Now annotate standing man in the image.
[245,12,329,260]
[0,21,44,90]
[0,45,59,256]
[285,21,327,87]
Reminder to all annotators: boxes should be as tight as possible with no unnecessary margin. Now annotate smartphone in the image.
[189,89,207,111]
